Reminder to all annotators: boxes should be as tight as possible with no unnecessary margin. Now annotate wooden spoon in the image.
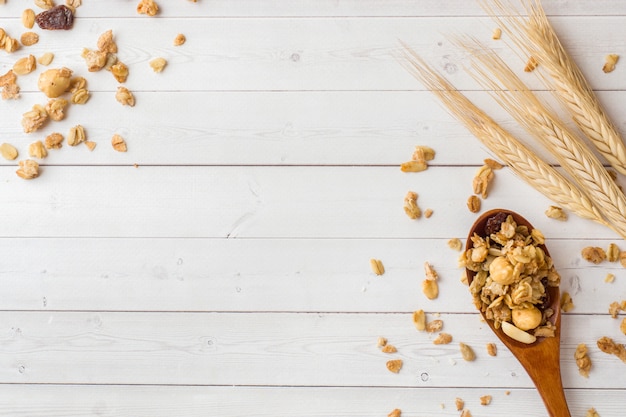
[466,209,571,417]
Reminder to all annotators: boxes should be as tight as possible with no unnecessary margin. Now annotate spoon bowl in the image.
[466,209,571,417]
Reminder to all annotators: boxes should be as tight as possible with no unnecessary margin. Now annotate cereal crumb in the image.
[386,359,403,373]
[608,301,624,318]
[381,344,397,354]
[492,28,502,40]
[460,409,473,417]
[459,342,476,361]
[574,343,591,378]
[472,165,494,198]
[455,397,464,411]
[545,205,567,221]
[137,0,159,16]
[412,310,426,331]
[149,57,167,73]
[597,336,626,363]
[560,292,574,312]
[581,246,606,264]
[605,273,615,283]
[387,409,401,417]
[479,395,492,406]
[603,54,619,73]
[377,336,387,348]
[16,159,39,179]
[425,319,443,333]
[486,343,497,356]
[369,258,385,276]
[424,208,433,218]
[174,33,186,46]
[447,238,462,251]
[403,191,421,219]
[433,332,452,345]
[586,407,601,417]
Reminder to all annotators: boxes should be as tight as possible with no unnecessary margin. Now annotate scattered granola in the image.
[38,52,54,66]
[67,124,86,146]
[424,208,433,218]
[82,48,108,72]
[483,158,503,170]
[460,408,472,417]
[111,134,128,152]
[0,143,18,160]
[97,29,117,54]
[387,409,401,417]
[46,98,68,121]
[174,33,186,46]
[466,195,481,213]
[597,336,626,363]
[479,395,492,406]
[38,67,72,98]
[44,132,63,149]
[22,9,36,29]
[608,301,624,318]
[403,191,421,219]
[447,238,462,251]
[605,273,615,283]
[412,310,426,331]
[115,86,135,106]
[137,0,159,16]
[574,343,591,378]
[620,251,626,268]
[370,258,385,275]
[13,55,37,76]
[150,57,167,73]
[621,318,626,335]
[560,292,574,312]
[20,32,39,46]
[111,62,129,83]
[459,342,476,361]
[607,243,620,262]
[545,205,567,221]
[28,141,48,159]
[0,69,20,99]
[422,262,439,300]
[581,246,607,264]
[455,398,464,411]
[84,140,96,151]
[381,344,397,353]
[377,336,387,348]
[433,332,452,345]
[486,343,497,356]
[35,0,55,10]
[426,319,443,333]
[603,54,619,73]
[524,55,538,72]
[492,28,502,40]
[21,104,48,133]
[386,359,403,373]
[586,408,600,417]
[16,159,39,179]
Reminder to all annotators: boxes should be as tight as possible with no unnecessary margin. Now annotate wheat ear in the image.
[397,44,611,231]
[479,0,626,175]
[459,42,626,239]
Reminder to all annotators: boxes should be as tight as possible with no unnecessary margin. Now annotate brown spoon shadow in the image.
[466,209,571,417]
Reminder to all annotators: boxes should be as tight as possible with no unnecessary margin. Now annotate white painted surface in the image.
[0,1,624,416]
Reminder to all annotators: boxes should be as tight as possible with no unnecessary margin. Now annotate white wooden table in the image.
[0,1,624,415]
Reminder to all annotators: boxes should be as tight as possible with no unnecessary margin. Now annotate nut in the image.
[488,256,515,285]
[581,246,606,264]
[44,132,63,149]
[137,0,159,16]
[38,67,72,98]
[16,159,39,179]
[412,310,426,331]
[403,191,421,219]
[459,342,476,361]
[13,54,36,75]
[35,0,55,10]
[603,54,619,73]
[28,141,48,159]
[511,306,542,331]
[423,208,433,218]
[20,32,39,46]
[596,336,626,362]
[0,143,18,160]
[22,9,36,28]
[21,104,48,133]
[422,279,438,300]
[486,343,497,356]
[110,62,129,83]
[45,98,68,121]
[545,205,567,221]
[111,134,127,152]
[501,321,536,344]
[97,29,117,53]
[67,124,86,146]
[369,258,384,275]
[574,343,591,378]
[38,52,54,66]
[115,86,135,106]
[82,48,107,72]
[149,57,167,73]
[466,195,481,213]
[174,33,186,46]
[433,333,452,345]
[385,359,403,373]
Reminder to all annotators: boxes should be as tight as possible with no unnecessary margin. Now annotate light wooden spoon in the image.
[466,209,571,417]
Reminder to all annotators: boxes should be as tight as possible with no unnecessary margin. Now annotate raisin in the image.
[484,211,508,236]
[539,278,551,310]
[36,5,74,30]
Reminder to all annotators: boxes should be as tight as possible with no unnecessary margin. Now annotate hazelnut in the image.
[488,256,515,285]
[38,67,72,98]
[512,306,542,331]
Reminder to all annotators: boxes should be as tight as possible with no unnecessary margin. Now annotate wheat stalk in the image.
[456,41,626,238]
[479,0,626,175]
[397,44,612,232]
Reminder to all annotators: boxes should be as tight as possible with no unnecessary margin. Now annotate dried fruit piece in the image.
[403,191,421,219]
[111,134,127,152]
[560,292,574,312]
[45,98,68,121]
[0,143,18,160]
[545,205,567,221]
[21,104,48,133]
[0,69,20,100]
[36,5,74,30]
[38,52,54,66]
[412,310,426,331]
[44,132,63,149]
[28,141,48,159]
[22,9,36,29]
[369,258,384,276]
[459,342,476,361]
[115,86,135,106]
[501,321,536,344]
[574,343,591,378]
[111,61,129,83]
[381,344,397,353]
[137,0,159,16]
[67,124,86,146]
[13,55,36,75]
[492,28,502,40]
[16,159,39,179]
[174,33,186,46]
[433,333,452,345]
[603,54,619,73]
[581,246,606,264]
[20,32,39,46]
[467,195,481,213]
[480,395,492,406]
[38,67,72,98]
[385,359,403,373]
[486,343,497,356]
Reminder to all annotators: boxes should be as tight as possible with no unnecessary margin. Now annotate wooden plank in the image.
[0,311,622,388]
[0,385,620,417]
[0,165,617,239]
[0,237,623,314]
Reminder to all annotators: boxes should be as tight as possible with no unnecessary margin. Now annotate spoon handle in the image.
[519,336,571,417]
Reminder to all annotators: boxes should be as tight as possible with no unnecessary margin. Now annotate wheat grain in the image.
[479,0,626,175]
[397,45,612,233]
[457,42,626,239]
